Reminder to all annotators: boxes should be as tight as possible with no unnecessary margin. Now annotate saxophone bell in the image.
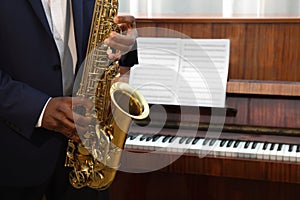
[90,82,149,189]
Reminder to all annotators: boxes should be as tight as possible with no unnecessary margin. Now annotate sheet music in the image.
[129,37,230,107]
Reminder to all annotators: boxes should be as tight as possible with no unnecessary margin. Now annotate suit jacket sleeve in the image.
[118,41,138,67]
[0,69,50,139]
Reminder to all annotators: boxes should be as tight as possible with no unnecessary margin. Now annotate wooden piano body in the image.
[109,18,300,200]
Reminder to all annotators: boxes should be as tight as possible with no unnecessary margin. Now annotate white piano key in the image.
[236,141,248,158]
[256,142,267,160]
[295,146,300,162]
[197,138,209,156]
[142,135,153,150]
[125,134,140,149]
[152,135,172,151]
[124,136,132,149]
[181,137,196,154]
[213,140,229,157]
[197,138,208,156]
[167,137,185,153]
[253,142,263,159]
[146,135,162,151]
[269,143,279,161]
[289,145,297,162]
[230,140,242,158]
[129,134,146,150]
[135,134,151,150]
[283,144,292,162]
[207,139,220,156]
[241,142,252,159]
[224,140,235,157]
[188,138,205,154]
[244,142,261,159]
[262,143,271,160]
[276,144,288,161]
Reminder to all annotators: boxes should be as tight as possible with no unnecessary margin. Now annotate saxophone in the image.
[64,0,149,190]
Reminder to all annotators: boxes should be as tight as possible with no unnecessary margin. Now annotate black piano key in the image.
[226,140,234,148]
[251,142,258,149]
[162,135,171,143]
[244,141,251,149]
[270,143,275,151]
[186,137,193,144]
[233,140,240,148]
[127,134,137,140]
[203,138,210,146]
[209,139,217,146]
[277,143,283,151]
[220,139,227,147]
[296,145,300,152]
[169,136,176,143]
[152,135,161,142]
[140,134,147,141]
[262,142,269,150]
[146,135,153,141]
[192,138,200,145]
[288,144,294,152]
[132,135,138,140]
[179,137,187,144]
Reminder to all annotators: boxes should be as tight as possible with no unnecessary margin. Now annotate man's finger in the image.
[72,97,94,113]
[114,15,136,27]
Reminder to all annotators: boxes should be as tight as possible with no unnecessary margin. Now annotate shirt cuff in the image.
[36,97,52,127]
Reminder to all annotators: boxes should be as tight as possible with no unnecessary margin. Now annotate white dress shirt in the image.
[37,0,77,127]
[41,0,77,72]
[42,0,67,64]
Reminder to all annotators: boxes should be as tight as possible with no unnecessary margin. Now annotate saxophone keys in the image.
[106,46,112,54]
[83,132,94,139]
[78,145,90,156]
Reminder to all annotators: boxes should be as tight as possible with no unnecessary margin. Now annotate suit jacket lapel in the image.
[28,0,93,69]
[27,0,52,37]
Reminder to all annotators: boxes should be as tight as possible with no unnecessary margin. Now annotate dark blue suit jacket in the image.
[0,0,137,187]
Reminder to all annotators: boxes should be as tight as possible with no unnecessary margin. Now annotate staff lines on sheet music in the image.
[140,51,177,59]
[132,73,177,80]
[182,54,227,58]
[183,48,227,53]
[140,91,174,96]
[132,76,174,81]
[183,43,227,47]
[182,56,227,60]
[141,95,174,100]
[132,82,174,88]
[180,66,226,72]
[139,57,179,61]
[178,86,224,92]
[179,72,226,79]
[138,41,179,46]
[178,81,226,88]
[178,90,224,97]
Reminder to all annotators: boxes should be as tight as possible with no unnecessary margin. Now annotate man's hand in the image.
[41,97,93,143]
[104,15,138,60]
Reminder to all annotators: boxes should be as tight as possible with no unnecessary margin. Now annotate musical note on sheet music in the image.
[129,37,230,108]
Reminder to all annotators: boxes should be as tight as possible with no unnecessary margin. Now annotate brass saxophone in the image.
[64,0,149,190]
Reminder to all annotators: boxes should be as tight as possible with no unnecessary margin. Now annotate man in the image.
[0,0,138,199]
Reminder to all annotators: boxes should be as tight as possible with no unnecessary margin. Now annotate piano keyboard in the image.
[124,134,300,162]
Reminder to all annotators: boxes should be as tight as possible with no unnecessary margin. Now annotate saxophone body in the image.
[65,0,149,190]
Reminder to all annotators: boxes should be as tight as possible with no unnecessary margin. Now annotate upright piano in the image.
[109,18,300,200]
